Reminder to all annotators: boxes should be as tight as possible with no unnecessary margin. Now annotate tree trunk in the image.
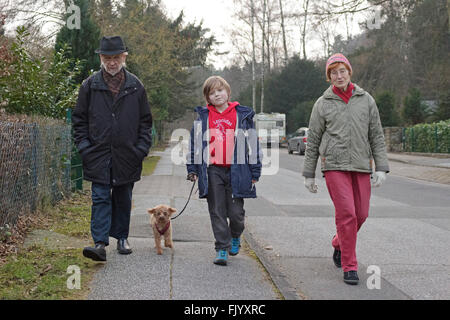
[266,5,271,73]
[279,0,288,64]
[301,0,310,60]
[251,0,256,111]
[261,0,266,113]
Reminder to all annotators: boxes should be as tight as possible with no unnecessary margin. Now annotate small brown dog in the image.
[147,205,176,255]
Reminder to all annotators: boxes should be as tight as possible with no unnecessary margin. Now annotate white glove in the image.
[371,171,386,188]
[304,177,318,193]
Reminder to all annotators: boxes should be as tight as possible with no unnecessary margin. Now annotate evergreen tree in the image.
[91,0,117,35]
[55,0,101,83]
[264,56,326,115]
[375,91,400,127]
[238,56,326,115]
[435,92,450,121]
[287,100,315,133]
[403,88,428,125]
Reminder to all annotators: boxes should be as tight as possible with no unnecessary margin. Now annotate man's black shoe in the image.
[83,243,106,261]
[333,248,341,268]
[343,271,359,285]
[117,239,132,254]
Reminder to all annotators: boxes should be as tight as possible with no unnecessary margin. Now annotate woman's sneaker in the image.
[229,238,241,256]
[343,271,359,285]
[213,250,228,266]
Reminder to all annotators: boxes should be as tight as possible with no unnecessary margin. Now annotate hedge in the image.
[403,120,450,153]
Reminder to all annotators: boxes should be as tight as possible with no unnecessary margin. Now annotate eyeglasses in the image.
[330,68,348,76]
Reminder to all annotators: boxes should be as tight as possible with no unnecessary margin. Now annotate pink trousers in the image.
[324,171,371,272]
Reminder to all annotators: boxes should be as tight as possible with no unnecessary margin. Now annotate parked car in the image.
[280,133,291,148]
[287,127,309,155]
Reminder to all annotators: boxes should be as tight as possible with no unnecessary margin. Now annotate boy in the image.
[186,76,262,266]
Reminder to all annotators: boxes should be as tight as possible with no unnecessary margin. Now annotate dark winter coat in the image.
[186,105,262,199]
[72,68,152,186]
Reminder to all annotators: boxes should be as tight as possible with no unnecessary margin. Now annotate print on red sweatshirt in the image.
[207,102,239,167]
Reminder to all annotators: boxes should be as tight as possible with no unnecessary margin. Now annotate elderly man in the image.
[73,36,152,261]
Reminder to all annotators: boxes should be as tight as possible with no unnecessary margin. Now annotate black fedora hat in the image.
[95,36,128,55]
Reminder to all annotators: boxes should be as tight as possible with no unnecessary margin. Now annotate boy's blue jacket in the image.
[186,104,262,199]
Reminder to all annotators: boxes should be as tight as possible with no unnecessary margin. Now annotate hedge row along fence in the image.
[403,120,450,153]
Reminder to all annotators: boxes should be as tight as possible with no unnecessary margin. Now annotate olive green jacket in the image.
[302,84,389,178]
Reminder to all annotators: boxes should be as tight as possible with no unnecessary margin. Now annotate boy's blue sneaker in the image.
[229,237,241,256]
[213,249,228,266]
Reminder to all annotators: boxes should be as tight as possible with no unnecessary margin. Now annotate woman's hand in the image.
[371,171,386,187]
[304,177,318,193]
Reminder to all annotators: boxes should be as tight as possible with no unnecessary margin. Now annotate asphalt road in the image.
[244,147,450,300]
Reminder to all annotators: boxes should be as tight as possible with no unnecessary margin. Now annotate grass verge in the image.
[242,238,285,300]
[0,244,100,299]
[142,155,161,176]
[1,155,162,300]
[0,189,102,300]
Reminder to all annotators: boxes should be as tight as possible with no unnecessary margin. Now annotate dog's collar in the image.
[156,221,170,235]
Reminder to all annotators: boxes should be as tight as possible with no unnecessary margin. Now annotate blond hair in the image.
[202,76,231,105]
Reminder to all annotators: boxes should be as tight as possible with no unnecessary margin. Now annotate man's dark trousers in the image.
[91,182,134,246]
[207,166,245,251]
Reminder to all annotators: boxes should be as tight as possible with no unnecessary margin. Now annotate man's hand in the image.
[304,177,318,193]
[371,171,386,187]
[187,173,197,182]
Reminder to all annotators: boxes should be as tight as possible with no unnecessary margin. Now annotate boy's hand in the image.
[187,173,198,182]
[252,180,258,184]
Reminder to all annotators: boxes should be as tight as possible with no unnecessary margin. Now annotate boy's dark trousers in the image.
[206,165,245,251]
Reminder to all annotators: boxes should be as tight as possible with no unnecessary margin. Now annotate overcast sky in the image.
[160,0,233,69]
[160,0,374,69]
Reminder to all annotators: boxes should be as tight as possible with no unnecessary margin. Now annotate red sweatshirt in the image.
[208,102,239,167]
[332,82,355,104]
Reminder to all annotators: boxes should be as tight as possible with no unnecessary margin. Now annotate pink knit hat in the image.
[326,53,352,80]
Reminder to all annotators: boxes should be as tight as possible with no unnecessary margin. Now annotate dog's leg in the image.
[154,233,163,255]
[164,234,173,248]
[164,227,173,249]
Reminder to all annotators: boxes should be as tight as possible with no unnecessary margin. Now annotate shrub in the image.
[0,27,81,119]
[403,120,450,153]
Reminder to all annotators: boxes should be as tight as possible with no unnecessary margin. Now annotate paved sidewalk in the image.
[88,148,280,300]
[387,152,450,185]
[387,152,450,169]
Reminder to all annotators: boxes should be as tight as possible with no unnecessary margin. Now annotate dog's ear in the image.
[168,207,177,216]
[147,208,156,215]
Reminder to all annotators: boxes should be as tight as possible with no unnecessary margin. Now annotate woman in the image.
[302,53,389,285]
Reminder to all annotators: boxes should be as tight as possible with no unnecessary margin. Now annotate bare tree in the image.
[278,0,288,64]
[251,0,257,111]
[300,0,310,59]
[231,0,258,110]
[342,0,351,40]
[260,0,266,113]
[1,0,65,39]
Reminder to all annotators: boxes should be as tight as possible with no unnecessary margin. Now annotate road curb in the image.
[243,229,303,300]
[387,156,450,169]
